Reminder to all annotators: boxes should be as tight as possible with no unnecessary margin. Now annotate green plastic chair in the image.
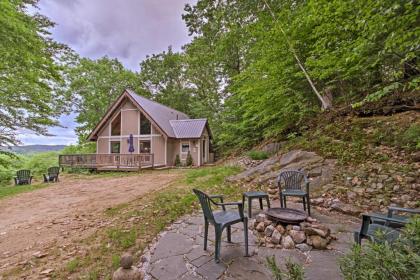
[277,170,310,215]
[43,167,60,183]
[14,170,33,185]
[193,189,249,263]
[354,213,402,244]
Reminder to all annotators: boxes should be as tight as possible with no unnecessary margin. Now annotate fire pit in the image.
[265,207,308,224]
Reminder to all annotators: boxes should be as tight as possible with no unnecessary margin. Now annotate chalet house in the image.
[60,89,213,170]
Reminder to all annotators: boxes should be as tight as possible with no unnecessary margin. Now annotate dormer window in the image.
[111,113,121,136]
[140,112,151,134]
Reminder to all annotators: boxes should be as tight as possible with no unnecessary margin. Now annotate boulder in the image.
[289,230,306,244]
[271,229,282,244]
[276,224,285,234]
[113,253,143,280]
[256,214,266,223]
[330,202,362,216]
[264,225,275,237]
[304,227,327,238]
[256,222,265,232]
[281,235,295,249]
[310,236,328,250]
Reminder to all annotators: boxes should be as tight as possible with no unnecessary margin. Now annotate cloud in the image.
[39,0,194,70]
[20,0,195,145]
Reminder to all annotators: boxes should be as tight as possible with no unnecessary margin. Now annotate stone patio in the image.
[139,201,359,280]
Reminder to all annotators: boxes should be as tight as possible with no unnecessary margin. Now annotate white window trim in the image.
[180,141,190,154]
[138,139,151,154]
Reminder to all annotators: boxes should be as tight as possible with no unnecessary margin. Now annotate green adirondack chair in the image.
[43,167,60,183]
[14,170,33,185]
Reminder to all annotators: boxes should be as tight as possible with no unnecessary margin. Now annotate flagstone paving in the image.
[140,201,360,280]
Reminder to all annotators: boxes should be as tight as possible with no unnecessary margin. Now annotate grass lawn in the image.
[0,182,50,200]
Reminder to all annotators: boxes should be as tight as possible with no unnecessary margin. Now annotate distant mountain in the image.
[2,145,67,154]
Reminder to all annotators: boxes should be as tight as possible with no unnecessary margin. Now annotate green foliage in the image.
[64,56,145,141]
[0,183,50,200]
[186,151,193,166]
[174,154,181,167]
[247,150,269,160]
[106,228,137,249]
[66,258,80,273]
[61,143,96,154]
[402,124,420,149]
[22,152,59,176]
[0,0,71,147]
[266,256,304,280]
[340,216,420,280]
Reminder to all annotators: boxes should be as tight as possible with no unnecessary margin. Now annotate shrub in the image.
[174,154,181,167]
[266,256,304,280]
[186,151,193,166]
[247,150,269,160]
[340,216,420,280]
[61,143,96,154]
[402,124,420,149]
[22,152,59,176]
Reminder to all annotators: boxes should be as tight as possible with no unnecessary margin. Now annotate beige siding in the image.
[166,139,179,166]
[97,138,108,154]
[151,125,165,166]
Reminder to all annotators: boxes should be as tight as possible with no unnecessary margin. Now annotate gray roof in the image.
[126,89,207,139]
[170,119,207,139]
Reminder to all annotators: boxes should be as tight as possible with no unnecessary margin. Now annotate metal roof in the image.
[170,119,207,139]
[127,89,207,139]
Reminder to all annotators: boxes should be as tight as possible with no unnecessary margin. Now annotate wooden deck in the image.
[59,154,155,171]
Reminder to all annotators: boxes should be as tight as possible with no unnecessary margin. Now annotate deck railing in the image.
[59,153,154,170]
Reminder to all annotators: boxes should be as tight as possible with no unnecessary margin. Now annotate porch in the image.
[59,153,156,171]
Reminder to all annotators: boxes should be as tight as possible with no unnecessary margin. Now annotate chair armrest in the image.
[209,195,225,210]
[388,206,420,217]
[215,201,244,219]
[366,213,407,225]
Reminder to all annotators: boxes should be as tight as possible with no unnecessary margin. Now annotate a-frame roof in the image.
[87,89,209,140]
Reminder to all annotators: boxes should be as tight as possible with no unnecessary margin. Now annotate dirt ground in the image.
[0,171,182,277]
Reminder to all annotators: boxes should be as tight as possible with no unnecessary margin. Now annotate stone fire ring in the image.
[264,207,308,224]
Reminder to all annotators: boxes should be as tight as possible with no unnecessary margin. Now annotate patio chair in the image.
[193,189,249,263]
[371,206,420,228]
[354,206,420,245]
[14,169,33,185]
[354,214,402,244]
[277,170,310,215]
[43,166,60,183]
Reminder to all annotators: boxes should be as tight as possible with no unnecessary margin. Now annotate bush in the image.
[402,124,420,149]
[186,151,193,166]
[174,154,181,167]
[266,256,304,280]
[22,152,59,176]
[247,150,269,160]
[340,216,420,280]
[61,143,96,154]
[0,153,24,185]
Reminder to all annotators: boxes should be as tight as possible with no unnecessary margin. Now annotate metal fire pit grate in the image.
[265,208,308,224]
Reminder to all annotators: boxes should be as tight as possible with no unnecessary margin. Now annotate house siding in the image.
[151,126,165,166]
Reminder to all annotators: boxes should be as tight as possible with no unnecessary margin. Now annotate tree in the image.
[139,47,193,115]
[64,56,145,141]
[0,0,71,151]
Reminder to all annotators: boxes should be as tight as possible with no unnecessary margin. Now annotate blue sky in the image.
[19,0,194,145]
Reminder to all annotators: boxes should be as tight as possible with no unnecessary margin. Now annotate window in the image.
[181,143,190,153]
[140,112,151,134]
[139,140,151,153]
[111,113,121,136]
[110,141,120,154]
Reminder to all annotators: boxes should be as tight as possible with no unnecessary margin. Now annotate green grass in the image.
[66,258,80,273]
[247,150,269,160]
[0,183,50,199]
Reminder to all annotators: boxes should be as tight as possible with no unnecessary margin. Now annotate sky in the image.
[19,0,194,146]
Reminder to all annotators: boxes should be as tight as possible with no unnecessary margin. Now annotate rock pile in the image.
[250,213,334,251]
[227,150,336,200]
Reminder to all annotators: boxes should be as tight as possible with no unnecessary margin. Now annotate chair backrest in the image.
[16,169,31,179]
[48,166,60,175]
[193,189,214,221]
[277,170,307,191]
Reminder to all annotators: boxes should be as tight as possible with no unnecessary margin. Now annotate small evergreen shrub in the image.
[186,151,193,166]
[174,154,181,167]
[340,216,420,280]
[247,150,269,160]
